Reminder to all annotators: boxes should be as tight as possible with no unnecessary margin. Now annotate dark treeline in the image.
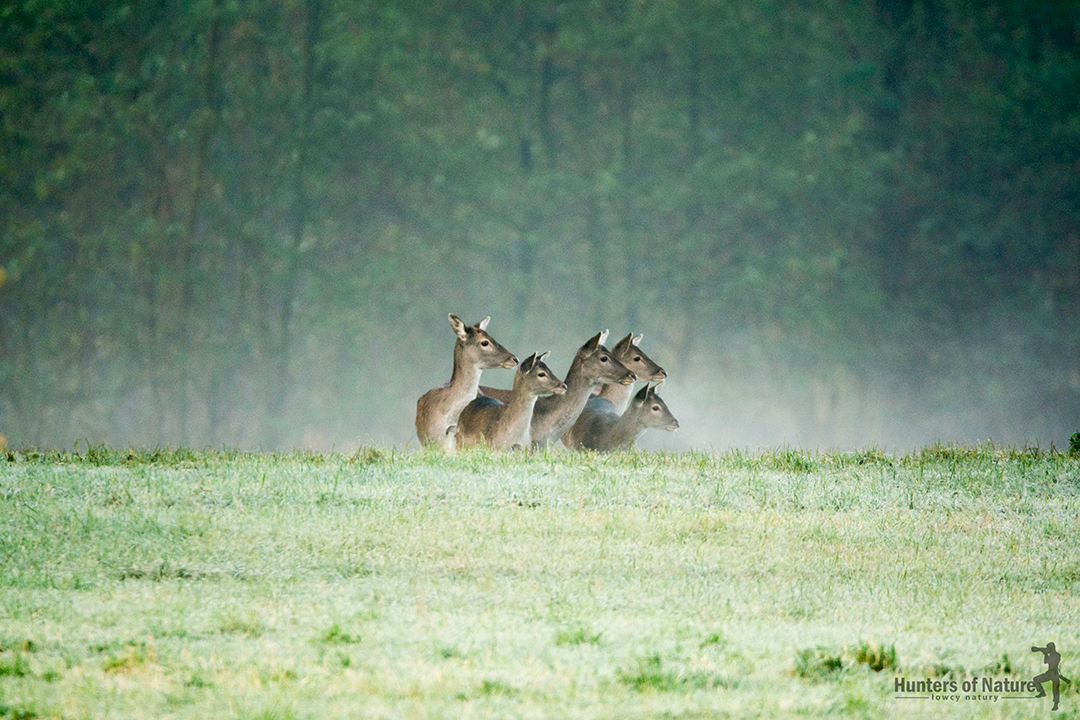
[1,0,1078,450]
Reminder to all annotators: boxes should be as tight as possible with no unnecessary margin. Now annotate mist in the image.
[2,0,1078,452]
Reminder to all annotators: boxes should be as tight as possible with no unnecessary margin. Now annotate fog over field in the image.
[2,0,1077,451]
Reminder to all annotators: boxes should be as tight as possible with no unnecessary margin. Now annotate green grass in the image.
[1,444,1079,718]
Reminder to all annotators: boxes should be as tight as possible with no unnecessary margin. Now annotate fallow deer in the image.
[483,330,634,448]
[456,352,567,450]
[415,314,516,450]
[562,332,667,448]
[568,382,679,451]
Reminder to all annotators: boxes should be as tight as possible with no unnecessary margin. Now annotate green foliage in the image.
[240,704,298,720]
[794,641,896,681]
[317,624,360,645]
[0,638,35,654]
[348,447,387,466]
[118,560,215,582]
[0,702,39,720]
[0,653,31,678]
[437,645,464,660]
[982,653,1013,676]
[554,624,602,646]
[2,447,1080,715]
[699,632,724,649]
[6,445,221,468]
[1071,432,1080,456]
[218,613,265,639]
[617,654,679,693]
[853,641,897,673]
[770,448,818,473]
[477,679,518,696]
[184,673,213,689]
[1,0,1078,451]
[793,647,845,681]
[101,643,152,673]
[616,654,723,693]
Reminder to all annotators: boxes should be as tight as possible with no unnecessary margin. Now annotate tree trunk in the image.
[179,0,224,445]
[266,0,324,448]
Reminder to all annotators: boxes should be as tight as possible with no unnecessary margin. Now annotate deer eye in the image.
[538,372,547,378]
[600,355,608,362]
[652,405,661,411]
[634,356,642,362]
[480,340,490,347]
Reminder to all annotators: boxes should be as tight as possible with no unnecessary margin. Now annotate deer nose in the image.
[554,382,567,394]
[654,369,668,380]
[620,372,635,385]
[502,356,518,368]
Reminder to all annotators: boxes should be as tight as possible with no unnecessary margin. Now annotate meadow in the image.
[1,444,1079,719]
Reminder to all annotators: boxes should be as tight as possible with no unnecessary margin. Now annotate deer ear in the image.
[651,381,664,395]
[537,350,550,363]
[583,331,603,351]
[476,316,491,331]
[449,314,468,340]
[598,329,609,346]
[632,333,643,346]
[635,384,650,401]
[521,352,536,370]
[616,333,633,352]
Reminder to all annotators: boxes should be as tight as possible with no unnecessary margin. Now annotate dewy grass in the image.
[1,445,1079,718]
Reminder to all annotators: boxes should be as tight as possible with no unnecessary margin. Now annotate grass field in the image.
[2,444,1079,719]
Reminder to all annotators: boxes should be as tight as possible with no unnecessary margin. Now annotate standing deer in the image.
[569,382,679,451]
[415,314,517,450]
[456,352,567,450]
[483,330,634,448]
[562,332,666,448]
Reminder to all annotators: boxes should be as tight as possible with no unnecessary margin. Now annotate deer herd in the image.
[415,314,680,452]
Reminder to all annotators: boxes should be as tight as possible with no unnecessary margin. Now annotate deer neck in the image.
[604,408,646,448]
[557,356,601,408]
[500,387,539,445]
[596,382,634,414]
[530,355,597,443]
[446,343,483,409]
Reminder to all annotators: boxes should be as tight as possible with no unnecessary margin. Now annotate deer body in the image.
[562,332,667,448]
[456,352,567,450]
[415,314,517,450]
[570,383,679,451]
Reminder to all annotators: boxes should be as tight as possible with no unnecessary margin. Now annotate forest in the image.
[1,0,1078,450]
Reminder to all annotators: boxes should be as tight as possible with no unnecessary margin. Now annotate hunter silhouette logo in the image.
[1032,643,1070,712]
[893,641,1069,711]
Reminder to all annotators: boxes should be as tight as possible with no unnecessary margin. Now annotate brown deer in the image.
[568,382,679,451]
[415,314,516,450]
[456,352,567,450]
[599,333,667,412]
[562,332,666,447]
[483,330,634,448]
